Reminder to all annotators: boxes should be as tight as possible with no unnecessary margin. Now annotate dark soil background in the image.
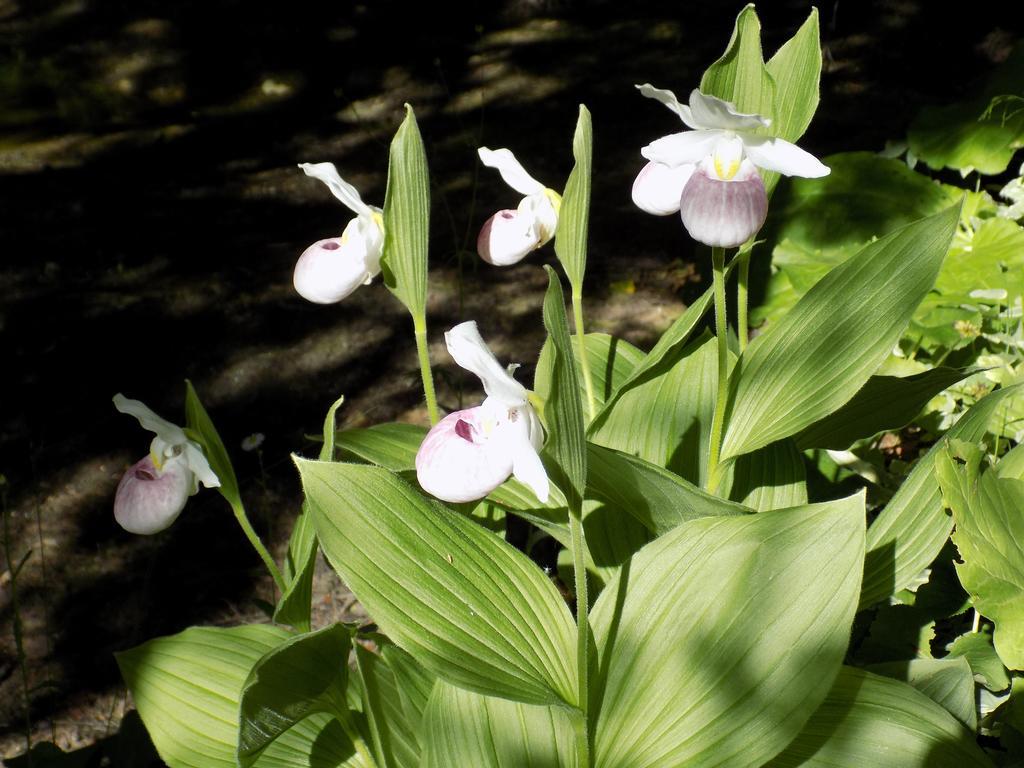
[0,0,1020,761]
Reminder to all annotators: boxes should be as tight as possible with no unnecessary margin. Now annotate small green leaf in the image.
[541,266,588,509]
[275,395,344,631]
[238,624,352,767]
[938,450,1024,670]
[297,459,578,706]
[700,4,776,128]
[767,667,991,767]
[948,630,1011,692]
[337,422,426,472]
[867,657,977,732]
[765,9,821,144]
[722,204,961,461]
[421,681,577,768]
[554,105,592,292]
[795,368,973,450]
[862,384,1023,610]
[184,379,240,509]
[381,105,430,318]
[116,625,363,768]
[591,494,865,767]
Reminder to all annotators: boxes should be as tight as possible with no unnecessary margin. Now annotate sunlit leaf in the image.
[184,379,240,509]
[867,657,977,732]
[554,105,592,292]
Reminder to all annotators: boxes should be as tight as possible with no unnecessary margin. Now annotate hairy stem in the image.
[707,246,730,492]
[572,289,597,422]
[569,506,591,766]
[737,249,750,353]
[414,319,440,425]
[231,500,286,593]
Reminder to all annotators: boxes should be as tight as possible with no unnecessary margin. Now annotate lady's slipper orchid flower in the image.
[112,394,220,535]
[293,162,384,304]
[416,321,549,504]
[477,147,561,266]
[632,84,830,248]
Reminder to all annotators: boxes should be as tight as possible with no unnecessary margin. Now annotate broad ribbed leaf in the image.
[767,667,991,767]
[421,681,577,768]
[535,333,644,412]
[296,460,577,706]
[337,422,426,472]
[381,105,429,317]
[586,442,749,535]
[184,379,240,508]
[765,9,820,144]
[591,494,865,767]
[700,4,775,129]
[591,333,719,486]
[722,204,961,461]
[541,266,587,507]
[382,644,436,745]
[862,385,1022,609]
[356,644,420,768]
[276,395,344,630]
[116,625,363,768]
[238,624,352,767]
[938,450,1024,670]
[948,630,1011,692]
[554,105,592,291]
[867,657,977,731]
[723,438,807,510]
[795,368,972,450]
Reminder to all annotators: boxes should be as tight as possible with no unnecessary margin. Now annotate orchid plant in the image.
[82,6,1024,768]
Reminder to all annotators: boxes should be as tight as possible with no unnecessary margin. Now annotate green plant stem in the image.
[707,246,730,492]
[737,249,750,353]
[230,500,286,593]
[414,318,440,425]
[569,506,591,766]
[572,289,597,422]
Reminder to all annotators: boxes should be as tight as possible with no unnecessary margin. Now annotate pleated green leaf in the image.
[554,105,592,292]
[795,368,972,450]
[721,204,961,462]
[276,395,344,631]
[421,681,577,768]
[535,333,644,413]
[700,4,775,129]
[765,9,821,144]
[867,657,977,732]
[336,422,426,472]
[381,644,437,747]
[766,667,991,767]
[948,630,1011,692]
[238,624,352,767]
[722,438,808,511]
[862,385,1022,610]
[184,379,241,509]
[541,266,587,508]
[356,644,421,768]
[590,333,720,486]
[586,442,749,535]
[296,459,578,706]
[116,625,365,768]
[938,449,1024,670]
[381,105,429,318]
[591,494,865,768]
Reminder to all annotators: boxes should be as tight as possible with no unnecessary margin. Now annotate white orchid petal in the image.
[446,323,528,406]
[114,455,192,535]
[478,147,545,196]
[182,443,220,489]
[415,408,512,503]
[688,89,770,131]
[113,394,187,448]
[641,130,725,168]
[477,209,540,266]
[517,192,558,245]
[740,135,830,178]
[293,216,383,304]
[635,83,698,128]
[299,162,373,216]
[632,161,694,215]
[679,159,768,248]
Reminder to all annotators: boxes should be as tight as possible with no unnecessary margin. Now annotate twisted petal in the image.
[114,454,193,535]
[641,129,725,168]
[679,158,768,248]
[740,134,831,178]
[477,209,541,266]
[478,147,545,196]
[298,162,373,216]
[688,89,771,131]
[415,408,513,503]
[635,83,698,128]
[445,322,529,406]
[114,394,187,448]
[632,161,695,215]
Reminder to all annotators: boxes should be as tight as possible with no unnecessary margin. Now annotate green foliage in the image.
[554,106,593,292]
[184,379,240,509]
